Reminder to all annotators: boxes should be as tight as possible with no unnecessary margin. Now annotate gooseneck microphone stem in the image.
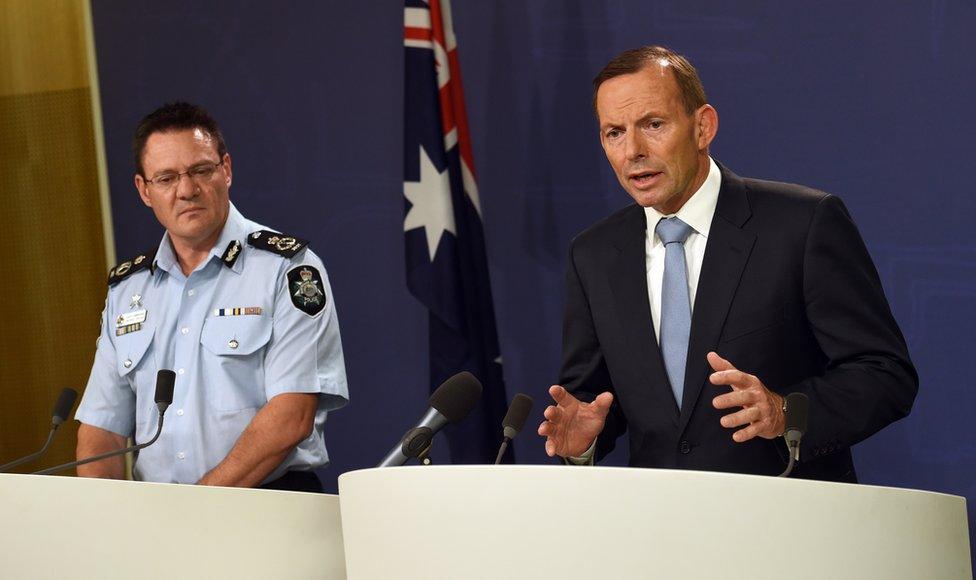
[779,449,797,478]
[494,439,510,465]
[0,387,78,473]
[33,412,167,476]
[0,430,57,473]
[33,369,175,476]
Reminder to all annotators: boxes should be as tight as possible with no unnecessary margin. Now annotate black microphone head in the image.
[785,392,810,435]
[428,371,483,423]
[154,369,176,408]
[502,393,534,438]
[51,388,78,427]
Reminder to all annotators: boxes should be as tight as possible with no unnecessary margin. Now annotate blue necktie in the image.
[655,217,694,409]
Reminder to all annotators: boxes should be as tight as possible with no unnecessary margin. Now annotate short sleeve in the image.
[263,251,349,411]
[74,298,137,437]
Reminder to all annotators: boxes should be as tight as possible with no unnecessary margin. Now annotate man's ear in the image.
[696,104,719,151]
[222,153,233,188]
[135,174,152,207]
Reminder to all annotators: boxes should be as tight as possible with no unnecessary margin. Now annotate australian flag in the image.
[403,0,510,463]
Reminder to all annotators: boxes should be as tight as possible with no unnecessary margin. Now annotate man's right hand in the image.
[537,385,613,458]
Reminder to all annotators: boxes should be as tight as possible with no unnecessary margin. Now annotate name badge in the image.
[116,309,147,327]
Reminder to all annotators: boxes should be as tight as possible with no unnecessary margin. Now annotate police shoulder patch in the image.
[108,248,157,286]
[287,265,327,316]
[247,230,309,259]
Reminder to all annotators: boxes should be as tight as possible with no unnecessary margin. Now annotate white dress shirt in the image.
[643,156,721,340]
[567,157,721,464]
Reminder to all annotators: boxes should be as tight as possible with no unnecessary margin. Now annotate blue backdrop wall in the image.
[91,0,975,552]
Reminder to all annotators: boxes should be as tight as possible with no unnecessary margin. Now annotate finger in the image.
[712,389,759,410]
[545,437,556,457]
[591,392,614,413]
[709,369,756,388]
[707,351,735,372]
[719,407,759,429]
[543,405,562,422]
[732,423,762,443]
[549,385,567,402]
[537,420,553,436]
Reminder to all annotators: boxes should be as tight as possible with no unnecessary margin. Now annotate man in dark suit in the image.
[537,46,917,482]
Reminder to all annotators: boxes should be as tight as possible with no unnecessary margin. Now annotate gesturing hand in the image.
[537,385,613,458]
[708,352,785,443]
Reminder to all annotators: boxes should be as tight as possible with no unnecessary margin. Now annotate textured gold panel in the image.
[0,0,90,97]
[0,87,107,471]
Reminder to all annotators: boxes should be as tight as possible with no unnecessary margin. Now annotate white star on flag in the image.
[404,145,456,261]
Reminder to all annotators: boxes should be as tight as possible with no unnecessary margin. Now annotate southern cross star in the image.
[404,145,456,262]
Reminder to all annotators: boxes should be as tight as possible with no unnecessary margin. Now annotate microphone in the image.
[401,426,434,464]
[33,370,175,476]
[0,388,78,473]
[494,393,534,465]
[377,371,483,467]
[778,392,810,478]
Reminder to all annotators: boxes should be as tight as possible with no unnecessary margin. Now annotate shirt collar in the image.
[153,202,248,278]
[643,156,721,243]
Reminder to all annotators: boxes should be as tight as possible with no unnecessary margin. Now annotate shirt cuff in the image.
[564,438,597,466]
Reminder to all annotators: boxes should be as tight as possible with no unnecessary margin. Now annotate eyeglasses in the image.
[144,161,224,192]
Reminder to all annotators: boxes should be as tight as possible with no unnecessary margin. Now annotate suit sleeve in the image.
[789,194,918,458]
[558,239,627,461]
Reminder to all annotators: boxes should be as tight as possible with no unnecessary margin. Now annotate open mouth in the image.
[628,171,662,188]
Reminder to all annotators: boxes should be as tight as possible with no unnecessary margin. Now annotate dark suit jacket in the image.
[560,163,918,482]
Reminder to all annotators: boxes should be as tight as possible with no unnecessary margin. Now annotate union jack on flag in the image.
[403,0,511,463]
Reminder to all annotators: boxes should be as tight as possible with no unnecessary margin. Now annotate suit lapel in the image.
[679,166,756,433]
[609,207,679,424]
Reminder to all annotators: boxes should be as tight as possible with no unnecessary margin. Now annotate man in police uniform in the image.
[75,102,348,491]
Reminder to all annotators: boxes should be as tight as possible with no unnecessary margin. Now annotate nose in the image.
[174,173,199,200]
[623,129,646,161]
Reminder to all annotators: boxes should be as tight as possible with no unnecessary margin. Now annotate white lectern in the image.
[0,474,346,579]
[338,466,971,580]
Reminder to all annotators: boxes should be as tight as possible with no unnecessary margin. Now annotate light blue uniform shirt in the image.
[76,204,349,484]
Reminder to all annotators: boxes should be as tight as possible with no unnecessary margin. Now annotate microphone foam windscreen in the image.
[429,371,483,423]
[785,392,810,434]
[52,388,78,422]
[502,393,534,433]
[154,369,176,405]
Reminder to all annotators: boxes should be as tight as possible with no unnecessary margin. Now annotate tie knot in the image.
[655,217,694,245]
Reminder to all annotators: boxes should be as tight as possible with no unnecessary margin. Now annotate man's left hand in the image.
[708,351,785,443]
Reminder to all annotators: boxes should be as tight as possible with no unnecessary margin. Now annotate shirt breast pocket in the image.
[200,315,273,412]
[116,324,157,396]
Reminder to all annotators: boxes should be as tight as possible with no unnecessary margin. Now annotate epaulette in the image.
[246,230,309,259]
[108,248,157,286]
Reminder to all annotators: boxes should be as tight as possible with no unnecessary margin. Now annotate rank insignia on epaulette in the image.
[221,239,242,268]
[108,248,157,286]
[247,230,309,259]
[287,265,326,317]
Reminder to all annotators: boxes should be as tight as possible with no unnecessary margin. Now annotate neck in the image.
[170,227,223,276]
[655,154,710,215]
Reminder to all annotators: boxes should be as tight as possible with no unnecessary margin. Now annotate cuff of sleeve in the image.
[564,438,597,466]
[74,410,133,439]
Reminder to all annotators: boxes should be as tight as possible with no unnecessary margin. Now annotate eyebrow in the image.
[150,159,219,176]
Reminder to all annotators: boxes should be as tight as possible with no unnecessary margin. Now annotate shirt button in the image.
[177,452,185,460]
[679,441,691,454]
[187,289,196,296]
[123,359,132,368]
[176,409,184,416]
[178,368,185,375]
[180,327,189,335]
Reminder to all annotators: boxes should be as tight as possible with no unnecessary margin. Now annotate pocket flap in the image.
[115,324,156,376]
[201,315,272,356]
